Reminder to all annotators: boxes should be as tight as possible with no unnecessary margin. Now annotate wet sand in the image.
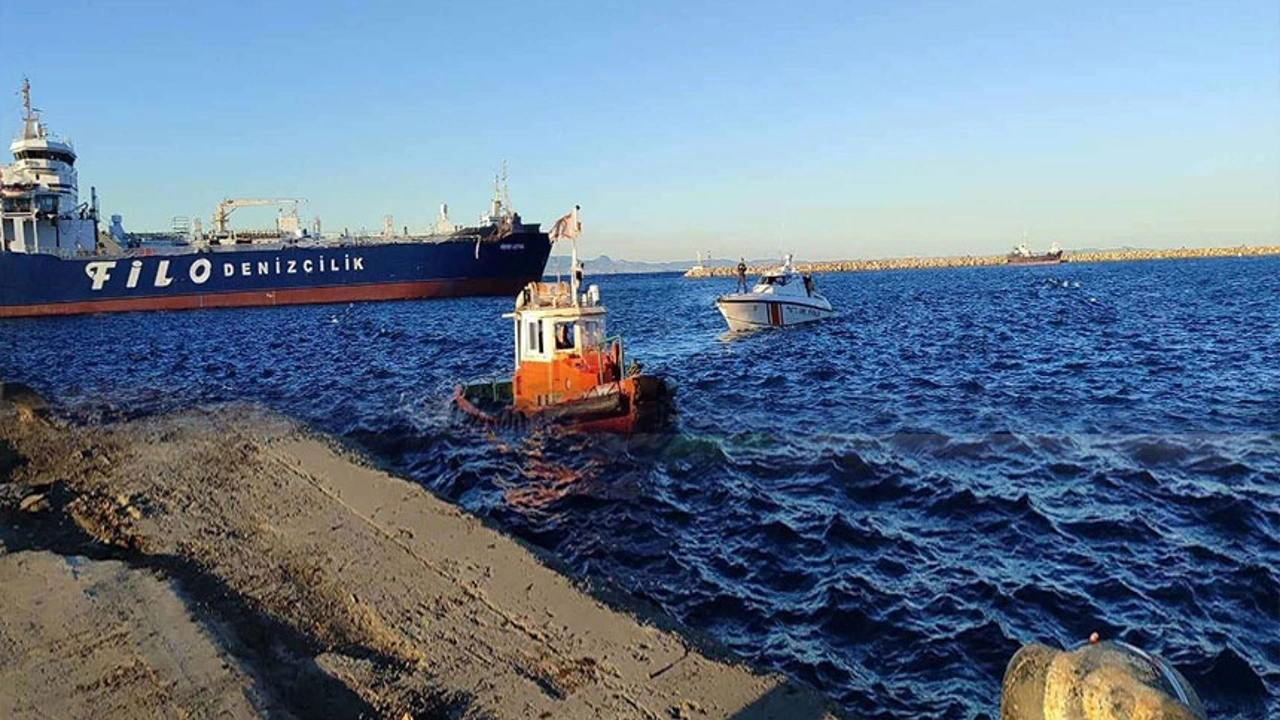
[0,396,837,719]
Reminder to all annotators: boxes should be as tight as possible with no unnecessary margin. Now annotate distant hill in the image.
[547,254,782,275]
[546,254,691,275]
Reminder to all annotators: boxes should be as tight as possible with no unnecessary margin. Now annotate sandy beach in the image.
[0,394,837,719]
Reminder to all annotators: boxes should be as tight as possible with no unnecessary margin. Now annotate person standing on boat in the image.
[736,258,748,293]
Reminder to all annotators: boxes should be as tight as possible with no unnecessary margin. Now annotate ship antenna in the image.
[21,77,31,120]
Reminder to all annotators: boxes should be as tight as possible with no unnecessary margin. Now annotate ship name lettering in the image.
[155,260,175,287]
[190,258,212,284]
[85,261,117,291]
[126,260,144,289]
[87,253,365,293]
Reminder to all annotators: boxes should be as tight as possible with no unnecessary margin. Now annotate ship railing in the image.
[24,247,92,259]
[11,131,75,148]
[589,335,625,386]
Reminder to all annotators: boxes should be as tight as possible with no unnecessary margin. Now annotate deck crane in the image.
[212,198,307,234]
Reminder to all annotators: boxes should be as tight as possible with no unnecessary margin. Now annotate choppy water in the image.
[3,256,1277,719]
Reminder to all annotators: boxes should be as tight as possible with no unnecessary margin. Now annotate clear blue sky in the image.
[3,0,1277,261]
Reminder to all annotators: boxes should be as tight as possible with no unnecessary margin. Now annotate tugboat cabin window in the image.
[36,195,58,213]
[554,321,575,351]
[527,320,543,354]
[580,320,605,348]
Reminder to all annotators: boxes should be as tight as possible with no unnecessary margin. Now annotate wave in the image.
[6,256,1279,719]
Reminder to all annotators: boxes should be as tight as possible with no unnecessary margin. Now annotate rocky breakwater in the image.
[1067,244,1280,264]
[683,244,1280,278]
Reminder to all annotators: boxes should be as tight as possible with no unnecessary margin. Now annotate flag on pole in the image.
[549,205,581,242]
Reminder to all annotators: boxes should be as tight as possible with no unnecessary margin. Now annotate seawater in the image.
[3,256,1277,719]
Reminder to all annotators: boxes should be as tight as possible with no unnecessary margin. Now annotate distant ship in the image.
[0,80,554,318]
[1007,241,1064,266]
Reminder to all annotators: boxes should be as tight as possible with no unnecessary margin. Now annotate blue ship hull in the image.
[0,230,552,317]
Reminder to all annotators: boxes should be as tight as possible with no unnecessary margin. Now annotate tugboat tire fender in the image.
[633,375,669,401]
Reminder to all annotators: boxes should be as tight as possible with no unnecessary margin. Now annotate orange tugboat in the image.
[454,208,674,434]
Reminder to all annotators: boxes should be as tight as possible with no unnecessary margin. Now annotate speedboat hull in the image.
[715,295,833,331]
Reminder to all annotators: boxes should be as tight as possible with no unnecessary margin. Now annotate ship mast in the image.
[568,205,582,306]
[570,234,580,307]
[20,77,40,140]
[490,171,502,219]
[501,159,510,214]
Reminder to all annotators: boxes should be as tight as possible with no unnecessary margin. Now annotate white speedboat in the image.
[715,255,833,331]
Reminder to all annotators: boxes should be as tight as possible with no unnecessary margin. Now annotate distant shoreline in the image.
[680,244,1280,277]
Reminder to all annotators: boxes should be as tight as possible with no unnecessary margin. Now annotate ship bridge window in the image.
[2,197,32,213]
[36,195,58,213]
[14,149,75,165]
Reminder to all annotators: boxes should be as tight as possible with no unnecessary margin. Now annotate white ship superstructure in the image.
[0,79,99,255]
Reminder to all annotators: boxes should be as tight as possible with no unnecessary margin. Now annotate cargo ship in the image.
[1007,241,1064,266]
[0,80,554,318]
